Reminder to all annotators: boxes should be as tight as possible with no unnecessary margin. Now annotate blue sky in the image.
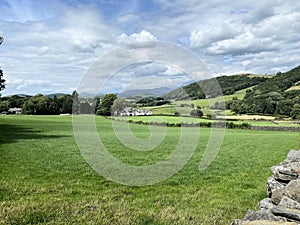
[0,0,300,95]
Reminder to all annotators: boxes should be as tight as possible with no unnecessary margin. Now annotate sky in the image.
[0,0,300,95]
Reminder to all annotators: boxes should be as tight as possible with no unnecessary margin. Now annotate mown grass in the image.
[0,115,299,224]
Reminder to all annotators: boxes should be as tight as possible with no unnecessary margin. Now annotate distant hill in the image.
[118,87,174,97]
[46,93,67,98]
[164,74,269,100]
[4,94,31,98]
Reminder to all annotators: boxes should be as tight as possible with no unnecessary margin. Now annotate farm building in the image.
[8,107,22,114]
[115,107,152,116]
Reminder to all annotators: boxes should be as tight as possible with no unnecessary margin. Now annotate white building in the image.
[115,107,152,116]
[8,107,22,114]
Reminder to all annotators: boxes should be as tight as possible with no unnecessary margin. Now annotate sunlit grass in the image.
[0,115,299,224]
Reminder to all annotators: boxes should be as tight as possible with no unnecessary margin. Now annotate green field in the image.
[1,115,299,224]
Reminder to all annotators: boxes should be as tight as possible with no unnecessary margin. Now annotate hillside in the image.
[229,65,300,118]
[249,66,300,94]
[164,74,268,100]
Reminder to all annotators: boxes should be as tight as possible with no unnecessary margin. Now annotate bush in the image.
[190,109,203,118]
[174,111,180,116]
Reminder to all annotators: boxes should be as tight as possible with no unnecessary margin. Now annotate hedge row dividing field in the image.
[112,115,300,127]
[0,115,299,224]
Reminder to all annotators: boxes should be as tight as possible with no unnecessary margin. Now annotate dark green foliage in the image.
[0,100,8,112]
[164,74,267,100]
[229,66,300,118]
[136,96,170,106]
[96,93,117,116]
[72,90,79,114]
[22,94,51,115]
[0,95,28,108]
[120,117,251,129]
[251,66,300,94]
[190,109,203,118]
[174,111,180,116]
[291,104,300,119]
[0,68,5,91]
[58,94,73,114]
[0,92,100,115]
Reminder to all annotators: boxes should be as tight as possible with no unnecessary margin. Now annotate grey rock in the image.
[243,209,286,221]
[285,180,300,203]
[271,206,300,221]
[231,219,242,225]
[267,176,286,197]
[270,162,300,181]
[271,189,286,205]
[259,198,275,210]
[279,196,300,210]
[236,221,298,225]
[284,150,300,164]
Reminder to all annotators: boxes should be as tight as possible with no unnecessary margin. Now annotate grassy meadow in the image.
[0,115,299,224]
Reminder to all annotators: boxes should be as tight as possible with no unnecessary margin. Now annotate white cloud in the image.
[206,31,278,55]
[0,3,120,96]
[1,0,300,95]
[117,30,157,44]
[190,23,240,49]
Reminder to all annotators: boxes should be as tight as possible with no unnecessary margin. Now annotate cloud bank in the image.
[0,0,299,95]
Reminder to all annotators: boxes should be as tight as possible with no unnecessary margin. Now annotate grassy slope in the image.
[140,86,251,117]
[1,115,299,224]
[164,74,268,100]
[139,91,246,116]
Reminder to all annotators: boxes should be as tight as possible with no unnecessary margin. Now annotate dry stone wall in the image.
[250,126,300,132]
[232,150,300,225]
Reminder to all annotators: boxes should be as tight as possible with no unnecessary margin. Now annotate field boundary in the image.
[110,117,300,131]
[110,117,250,129]
[250,126,300,132]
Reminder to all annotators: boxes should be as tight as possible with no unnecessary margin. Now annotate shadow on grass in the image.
[0,124,70,144]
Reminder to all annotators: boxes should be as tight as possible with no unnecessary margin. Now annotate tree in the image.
[58,94,73,114]
[0,36,4,91]
[49,95,59,115]
[291,104,300,119]
[91,96,100,114]
[111,97,128,116]
[22,94,51,115]
[0,68,5,91]
[190,109,203,118]
[96,94,117,116]
[72,90,79,114]
[0,99,8,112]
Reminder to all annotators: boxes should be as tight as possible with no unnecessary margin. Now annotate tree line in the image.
[0,91,95,115]
[0,92,120,116]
